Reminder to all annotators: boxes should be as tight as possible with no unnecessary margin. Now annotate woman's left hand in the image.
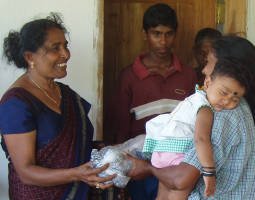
[74,162,116,189]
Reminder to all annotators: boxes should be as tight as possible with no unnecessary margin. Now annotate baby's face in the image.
[205,76,245,111]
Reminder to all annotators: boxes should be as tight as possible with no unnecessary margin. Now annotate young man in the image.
[113,3,196,145]
[110,3,197,200]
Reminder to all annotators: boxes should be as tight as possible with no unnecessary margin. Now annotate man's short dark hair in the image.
[194,27,222,46]
[143,3,178,32]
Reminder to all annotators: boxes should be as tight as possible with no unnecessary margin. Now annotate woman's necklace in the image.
[29,77,61,105]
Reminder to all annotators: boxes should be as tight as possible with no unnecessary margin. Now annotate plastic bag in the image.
[90,134,149,188]
[114,134,151,160]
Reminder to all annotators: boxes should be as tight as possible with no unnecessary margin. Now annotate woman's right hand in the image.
[126,154,152,180]
[75,162,116,189]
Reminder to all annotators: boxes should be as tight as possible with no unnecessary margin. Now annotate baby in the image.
[143,58,250,199]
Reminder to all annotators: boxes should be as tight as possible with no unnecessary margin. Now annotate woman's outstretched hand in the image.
[126,154,151,180]
[75,162,116,189]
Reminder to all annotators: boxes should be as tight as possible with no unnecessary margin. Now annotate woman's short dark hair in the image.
[3,12,67,69]
[143,3,178,32]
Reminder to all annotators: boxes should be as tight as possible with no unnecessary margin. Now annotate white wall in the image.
[247,0,255,44]
[0,0,101,199]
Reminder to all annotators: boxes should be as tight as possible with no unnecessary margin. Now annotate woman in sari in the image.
[0,13,114,200]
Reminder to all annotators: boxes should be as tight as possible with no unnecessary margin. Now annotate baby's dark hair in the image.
[211,58,252,95]
[3,12,67,69]
[143,3,178,32]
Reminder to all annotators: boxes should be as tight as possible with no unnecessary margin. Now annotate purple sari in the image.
[0,83,93,200]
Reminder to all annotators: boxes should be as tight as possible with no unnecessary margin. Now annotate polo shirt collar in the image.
[132,54,182,80]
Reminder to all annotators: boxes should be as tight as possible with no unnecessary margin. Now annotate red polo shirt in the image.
[109,54,197,144]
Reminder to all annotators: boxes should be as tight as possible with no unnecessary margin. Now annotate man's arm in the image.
[127,155,200,191]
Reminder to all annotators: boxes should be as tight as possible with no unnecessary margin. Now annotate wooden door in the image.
[103,0,216,92]
[103,0,246,142]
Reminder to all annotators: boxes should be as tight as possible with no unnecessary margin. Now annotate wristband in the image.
[201,170,216,177]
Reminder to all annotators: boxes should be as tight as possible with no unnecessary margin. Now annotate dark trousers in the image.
[127,176,158,200]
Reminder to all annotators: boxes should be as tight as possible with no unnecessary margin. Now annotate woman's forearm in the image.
[18,165,77,186]
[151,162,200,190]
[17,162,113,187]
[128,156,200,190]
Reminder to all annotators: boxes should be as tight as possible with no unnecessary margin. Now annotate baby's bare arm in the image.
[194,107,214,168]
[195,107,216,197]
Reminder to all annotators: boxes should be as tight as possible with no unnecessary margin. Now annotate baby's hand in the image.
[203,176,216,197]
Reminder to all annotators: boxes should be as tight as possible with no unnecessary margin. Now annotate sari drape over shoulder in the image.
[0,83,93,200]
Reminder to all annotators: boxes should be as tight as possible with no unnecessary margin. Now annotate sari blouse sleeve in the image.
[0,97,36,134]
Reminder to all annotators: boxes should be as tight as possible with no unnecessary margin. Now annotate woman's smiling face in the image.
[30,27,70,79]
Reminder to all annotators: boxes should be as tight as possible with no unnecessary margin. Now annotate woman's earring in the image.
[30,62,34,69]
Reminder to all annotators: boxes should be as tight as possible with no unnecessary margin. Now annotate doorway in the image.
[102,0,246,143]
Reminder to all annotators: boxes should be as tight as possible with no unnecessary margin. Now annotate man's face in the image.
[202,51,218,78]
[144,25,176,59]
[194,40,213,67]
